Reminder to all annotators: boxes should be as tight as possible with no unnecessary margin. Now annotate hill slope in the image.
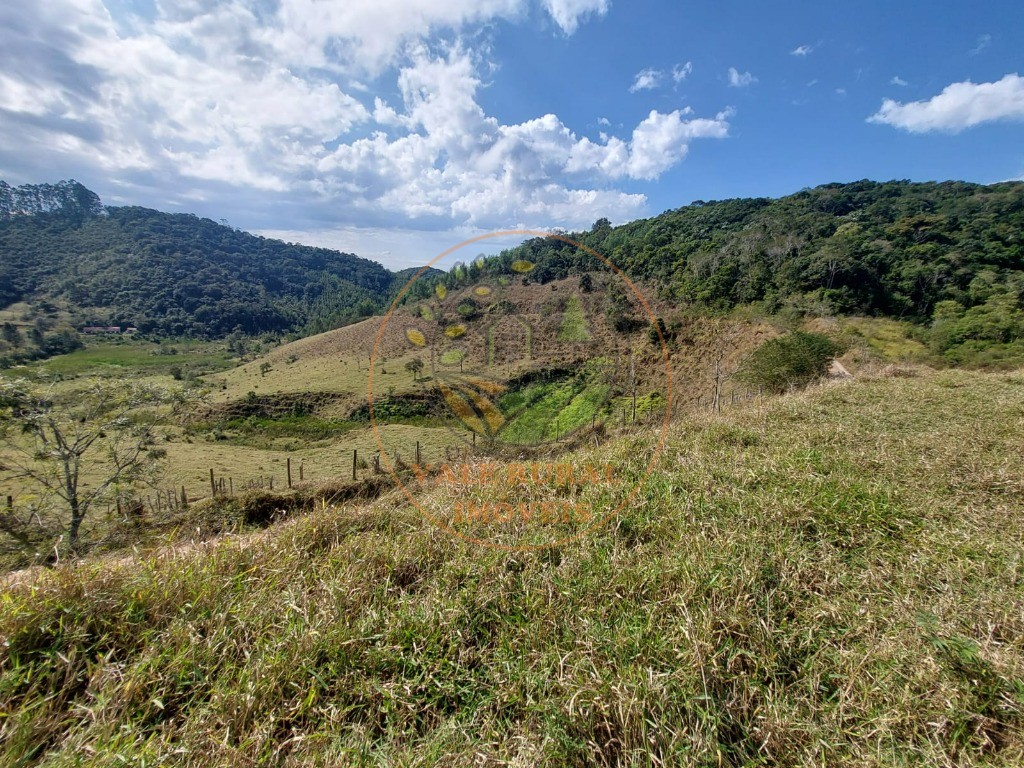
[417,180,1024,366]
[0,180,403,337]
[3,367,1022,765]
[486,179,1024,317]
[3,178,1022,361]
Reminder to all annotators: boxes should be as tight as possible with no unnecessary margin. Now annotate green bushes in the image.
[738,331,840,392]
[929,283,1024,367]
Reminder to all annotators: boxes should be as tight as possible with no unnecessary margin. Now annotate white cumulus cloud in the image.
[0,0,735,246]
[868,73,1024,133]
[790,44,813,56]
[319,47,729,227]
[624,109,730,179]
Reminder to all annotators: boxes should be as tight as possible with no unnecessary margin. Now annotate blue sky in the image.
[1,0,1022,269]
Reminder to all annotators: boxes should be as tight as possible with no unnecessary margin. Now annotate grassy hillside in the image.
[202,275,765,466]
[2,367,1022,765]
[0,283,936,558]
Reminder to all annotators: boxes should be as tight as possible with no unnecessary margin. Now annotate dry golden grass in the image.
[0,302,36,326]
[834,316,933,369]
[2,367,1023,765]
[211,316,426,405]
[162,424,464,498]
[1,423,462,510]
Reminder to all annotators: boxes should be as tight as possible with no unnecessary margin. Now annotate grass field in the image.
[161,423,463,496]
[0,302,43,327]
[209,320,438,419]
[2,367,1022,765]
[1,339,236,378]
[2,422,463,509]
[837,316,932,364]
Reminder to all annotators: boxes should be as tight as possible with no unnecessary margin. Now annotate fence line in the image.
[4,391,767,519]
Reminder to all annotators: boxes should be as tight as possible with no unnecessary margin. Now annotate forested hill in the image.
[4,179,1023,346]
[464,179,1024,329]
[0,181,400,337]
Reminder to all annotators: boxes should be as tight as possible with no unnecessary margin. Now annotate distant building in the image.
[82,326,122,334]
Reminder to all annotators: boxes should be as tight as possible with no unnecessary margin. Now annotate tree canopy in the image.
[4,179,1023,361]
[0,190,400,337]
[407,180,1023,363]
[477,180,1024,323]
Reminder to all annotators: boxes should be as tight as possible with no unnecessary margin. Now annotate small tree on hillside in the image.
[2,322,22,348]
[737,332,840,394]
[698,318,749,412]
[0,378,182,555]
[405,357,425,381]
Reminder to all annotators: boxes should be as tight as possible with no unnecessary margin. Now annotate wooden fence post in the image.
[181,486,188,508]
[352,449,357,481]
[210,468,216,498]
[287,457,292,488]
[299,463,304,482]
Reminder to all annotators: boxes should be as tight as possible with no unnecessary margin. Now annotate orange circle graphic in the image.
[368,230,672,550]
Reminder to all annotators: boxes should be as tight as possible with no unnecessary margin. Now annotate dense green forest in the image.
[0,181,399,337]
[4,179,1023,364]
[416,179,1024,364]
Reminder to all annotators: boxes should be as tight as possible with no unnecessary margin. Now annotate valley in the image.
[4,0,1024,761]
[1,179,1022,766]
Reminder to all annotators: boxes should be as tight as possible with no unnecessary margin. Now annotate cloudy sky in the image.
[1,1,1022,268]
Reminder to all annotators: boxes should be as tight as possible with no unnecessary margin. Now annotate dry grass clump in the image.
[870,362,924,379]
[2,368,1023,766]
